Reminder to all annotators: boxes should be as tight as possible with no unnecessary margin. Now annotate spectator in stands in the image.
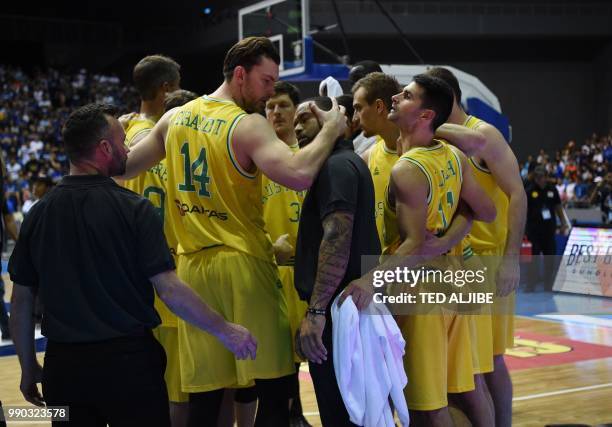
[7,156,21,181]
[565,160,578,182]
[590,172,612,224]
[24,152,42,178]
[0,65,139,214]
[521,155,534,180]
[22,174,54,215]
[574,176,591,202]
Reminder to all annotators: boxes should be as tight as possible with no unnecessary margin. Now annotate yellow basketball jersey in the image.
[383,140,462,254]
[164,95,274,263]
[464,116,509,252]
[123,116,157,194]
[261,143,306,263]
[123,116,179,326]
[368,137,399,253]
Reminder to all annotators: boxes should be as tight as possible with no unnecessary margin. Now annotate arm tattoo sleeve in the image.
[309,210,354,310]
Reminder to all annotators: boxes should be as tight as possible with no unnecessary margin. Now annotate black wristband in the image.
[307,307,326,316]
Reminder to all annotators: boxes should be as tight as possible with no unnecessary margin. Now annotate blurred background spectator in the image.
[0,65,138,215]
[523,131,612,210]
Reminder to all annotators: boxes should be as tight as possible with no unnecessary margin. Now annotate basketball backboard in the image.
[239,0,309,78]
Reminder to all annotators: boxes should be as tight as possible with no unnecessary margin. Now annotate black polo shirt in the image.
[8,175,175,343]
[525,182,561,237]
[295,139,380,302]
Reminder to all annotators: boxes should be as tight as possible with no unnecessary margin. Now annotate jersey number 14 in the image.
[178,142,211,197]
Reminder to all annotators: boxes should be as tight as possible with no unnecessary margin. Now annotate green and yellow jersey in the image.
[463,115,509,254]
[164,95,274,263]
[368,136,399,253]
[383,139,463,254]
[261,143,305,263]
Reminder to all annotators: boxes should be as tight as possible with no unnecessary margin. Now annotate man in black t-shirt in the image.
[525,166,571,291]
[9,104,256,427]
[294,97,380,426]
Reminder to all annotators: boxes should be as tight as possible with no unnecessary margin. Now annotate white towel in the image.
[331,295,409,427]
[319,76,344,98]
[353,132,378,155]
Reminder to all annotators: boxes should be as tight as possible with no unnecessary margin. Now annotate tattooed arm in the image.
[310,211,355,310]
[298,210,354,364]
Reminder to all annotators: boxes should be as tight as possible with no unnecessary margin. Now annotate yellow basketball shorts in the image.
[153,326,188,403]
[475,247,516,356]
[177,246,295,393]
[278,266,307,363]
[154,253,179,328]
[463,253,494,374]
[466,314,494,374]
[399,310,475,411]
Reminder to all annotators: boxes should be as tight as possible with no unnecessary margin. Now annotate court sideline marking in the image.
[300,382,612,417]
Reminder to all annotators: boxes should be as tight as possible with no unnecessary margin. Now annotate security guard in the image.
[525,166,571,291]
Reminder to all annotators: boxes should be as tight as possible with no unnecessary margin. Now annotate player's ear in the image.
[234,66,246,84]
[421,109,435,124]
[375,99,385,114]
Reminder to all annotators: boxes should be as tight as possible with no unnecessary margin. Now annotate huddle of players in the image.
[342,66,526,427]
[121,37,525,427]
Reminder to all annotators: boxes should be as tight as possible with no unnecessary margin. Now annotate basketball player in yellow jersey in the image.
[120,55,190,427]
[263,81,312,425]
[343,74,496,426]
[427,67,526,427]
[119,37,347,426]
[353,72,486,253]
[352,72,400,250]
[122,55,180,194]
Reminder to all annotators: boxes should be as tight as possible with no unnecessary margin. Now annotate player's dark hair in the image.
[426,67,462,108]
[62,103,117,162]
[272,81,300,106]
[336,94,355,124]
[164,89,198,111]
[133,55,181,101]
[351,72,400,111]
[349,60,382,86]
[412,74,453,131]
[305,96,333,112]
[223,37,281,81]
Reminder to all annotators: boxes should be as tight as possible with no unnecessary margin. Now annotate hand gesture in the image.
[310,96,347,139]
[420,231,448,259]
[219,322,257,360]
[338,278,373,311]
[273,234,294,266]
[118,112,138,130]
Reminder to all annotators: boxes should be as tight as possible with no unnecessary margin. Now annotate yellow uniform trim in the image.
[225,113,253,179]
[399,156,433,204]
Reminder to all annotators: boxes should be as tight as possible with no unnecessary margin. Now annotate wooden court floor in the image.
[1,279,610,426]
